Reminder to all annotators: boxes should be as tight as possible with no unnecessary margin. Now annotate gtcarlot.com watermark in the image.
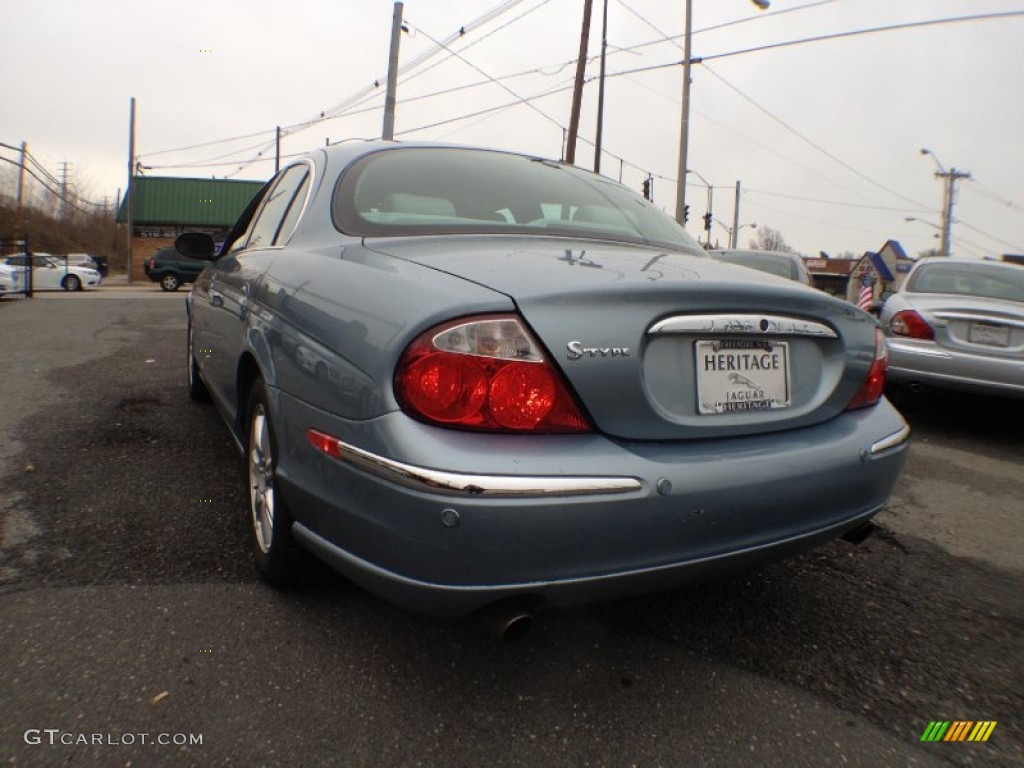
[24,729,203,747]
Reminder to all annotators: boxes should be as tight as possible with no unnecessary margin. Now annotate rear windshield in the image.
[333,147,703,254]
[906,262,1024,303]
[714,251,796,280]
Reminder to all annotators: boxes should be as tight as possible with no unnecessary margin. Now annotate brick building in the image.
[116,176,264,281]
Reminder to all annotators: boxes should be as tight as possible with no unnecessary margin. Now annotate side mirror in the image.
[176,232,216,260]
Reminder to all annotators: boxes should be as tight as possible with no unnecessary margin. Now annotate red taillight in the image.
[889,310,933,340]
[847,327,888,410]
[395,315,591,433]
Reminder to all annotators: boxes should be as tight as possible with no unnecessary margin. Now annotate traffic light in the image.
[641,177,651,200]
[683,204,690,223]
[703,212,712,230]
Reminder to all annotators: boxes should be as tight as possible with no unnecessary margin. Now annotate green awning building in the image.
[116,176,265,279]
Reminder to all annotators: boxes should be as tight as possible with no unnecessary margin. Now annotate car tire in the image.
[160,273,181,292]
[246,379,308,586]
[62,275,81,291]
[186,317,210,402]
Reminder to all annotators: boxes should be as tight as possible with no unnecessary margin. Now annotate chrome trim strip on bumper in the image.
[933,311,1024,329]
[330,439,644,498]
[886,340,953,359]
[870,425,911,455]
[650,314,838,339]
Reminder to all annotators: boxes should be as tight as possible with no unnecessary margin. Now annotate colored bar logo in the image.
[920,721,997,742]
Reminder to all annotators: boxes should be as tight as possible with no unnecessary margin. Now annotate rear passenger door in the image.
[198,163,312,423]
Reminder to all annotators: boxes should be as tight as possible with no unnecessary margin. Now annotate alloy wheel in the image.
[249,404,275,554]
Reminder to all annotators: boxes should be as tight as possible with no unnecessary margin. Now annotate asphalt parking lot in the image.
[1,288,1021,767]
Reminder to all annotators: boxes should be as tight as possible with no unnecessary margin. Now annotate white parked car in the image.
[3,253,102,291]
[0,263,24,296]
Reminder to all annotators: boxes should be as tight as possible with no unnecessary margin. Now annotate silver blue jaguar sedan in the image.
[177,142,909,630]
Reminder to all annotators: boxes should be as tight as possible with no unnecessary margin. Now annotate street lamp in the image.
[675,0,770,224]
[904,216,941,248]
[904,216,940,232]
[716,219,756,246]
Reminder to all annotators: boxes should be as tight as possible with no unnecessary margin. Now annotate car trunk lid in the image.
[366,236,879,440]
[904,294,1024,360]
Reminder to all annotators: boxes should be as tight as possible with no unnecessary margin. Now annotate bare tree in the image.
[748,226,794,253]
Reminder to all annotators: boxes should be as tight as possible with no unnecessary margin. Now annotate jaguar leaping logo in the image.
[728,372,760,389]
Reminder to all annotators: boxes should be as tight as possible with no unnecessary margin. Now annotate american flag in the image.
[856,271,874,311]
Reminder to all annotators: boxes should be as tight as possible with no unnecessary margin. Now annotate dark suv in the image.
[144,247,208,291]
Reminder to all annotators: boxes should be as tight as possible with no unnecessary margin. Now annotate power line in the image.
[598,11,1024,84]
[408,24,567,137]
[400,0,555,88]
[137,1,536,165]
[954,219,1024,253]
[616,0,844,57]
[746,188,930,214]
[394,79,574,138]
[316,0,532,124]
[145,135,279,171]
[964,181,1024,221]
[140,127,282,159]
[0,155,107,217]
[700,62,931,211]
[700,11,1024,64]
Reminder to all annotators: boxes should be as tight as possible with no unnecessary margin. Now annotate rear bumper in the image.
[293,506,882,616]
[274,391,910,616]
[887,338,1024,398]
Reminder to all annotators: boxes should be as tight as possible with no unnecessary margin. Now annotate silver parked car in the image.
[177,142,909,633]
[880,258,1024,399]
[709,248,813,285]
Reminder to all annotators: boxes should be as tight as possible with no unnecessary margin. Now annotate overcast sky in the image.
[3,0,1023,259]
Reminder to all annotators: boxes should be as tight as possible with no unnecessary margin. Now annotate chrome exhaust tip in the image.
[476,599,535,641]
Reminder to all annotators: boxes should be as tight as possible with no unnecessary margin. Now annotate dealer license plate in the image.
[695,340,791,414]
[967,321,1010,347]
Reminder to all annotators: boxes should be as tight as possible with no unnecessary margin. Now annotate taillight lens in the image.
[395,315,591,433]
[846,327,888,410]
[889,310,934,340]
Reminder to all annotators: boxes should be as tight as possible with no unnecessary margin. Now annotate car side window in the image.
[243,165,310,251]
[274,172,311,246]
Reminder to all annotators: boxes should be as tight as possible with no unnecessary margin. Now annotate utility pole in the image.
[937,168,971,257]
[674,0,693,224]
[565,0,594,165]
[731,180,741,248]
[127,96,136,284]
[382,2,404,141]
[921,148,969,258]
[59,160,73,219]
[593,0,608,173]
[676,1,769,225]
[275,126,281,173]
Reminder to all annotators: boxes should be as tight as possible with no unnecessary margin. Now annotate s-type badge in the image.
[566,340,631,360]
